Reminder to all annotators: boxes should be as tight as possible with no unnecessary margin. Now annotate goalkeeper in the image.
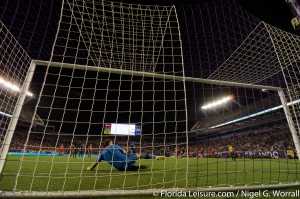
[87,139,164,171]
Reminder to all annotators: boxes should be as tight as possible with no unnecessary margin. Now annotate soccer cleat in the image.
[156,156,164,160]
[139,164,150,170]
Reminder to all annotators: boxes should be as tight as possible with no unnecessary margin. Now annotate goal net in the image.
[0,0,300,197]
[0,21,33,174]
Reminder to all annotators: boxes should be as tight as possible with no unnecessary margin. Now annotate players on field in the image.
[181,148,185,157]
[88,144,93,158]
[58,143,93,158]
[165,147,171,157]
[79,144,85,157]
[58,144,64,156]
[228,145,236,161]
[199,147,205,158]
[87,139,164,171]
[129,142,136,154]
[210,147,216,158]
[71,144,77,158]
[68,144,73,157]
[187,147,191,157]
[175,146,181,157]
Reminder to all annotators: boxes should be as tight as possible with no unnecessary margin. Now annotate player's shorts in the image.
[123,153,137,171]
[107,153,138,171]
[231,151,235,156]
[104,153,137,171]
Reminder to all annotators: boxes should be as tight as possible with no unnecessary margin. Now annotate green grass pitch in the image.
[0,156,299,193]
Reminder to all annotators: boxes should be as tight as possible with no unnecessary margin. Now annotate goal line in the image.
[2,183,300,198]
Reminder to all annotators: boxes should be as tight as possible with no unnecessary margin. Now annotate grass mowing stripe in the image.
[0,156,299,192]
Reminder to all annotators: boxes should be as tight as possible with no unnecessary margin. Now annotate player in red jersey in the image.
[210,147,216,158]
[88,144,93,158]
[199,147,205,158]
[175,147,181,157]
[58,144,64,156]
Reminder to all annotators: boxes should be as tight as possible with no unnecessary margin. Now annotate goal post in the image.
[0,61,36,174]
[0,21,34,175]
[34,59,300,159]
[278,89,300,161]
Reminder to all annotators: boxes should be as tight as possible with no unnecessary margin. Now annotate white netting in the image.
[8,0,188,194]
[208,22,281,84]
[52,0,183,75]
[0,22,31,118]
[0,21,32,173]
[208,22,300,158]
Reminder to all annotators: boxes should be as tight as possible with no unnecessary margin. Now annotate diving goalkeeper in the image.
[87,139,164,171]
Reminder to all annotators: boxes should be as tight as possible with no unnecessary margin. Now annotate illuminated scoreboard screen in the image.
[104,123,141,135]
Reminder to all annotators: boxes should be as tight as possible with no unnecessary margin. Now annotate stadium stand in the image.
[191,95,285,135]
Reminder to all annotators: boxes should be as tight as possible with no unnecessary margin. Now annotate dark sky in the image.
[156,0,297,34]
[1,0,298,61]
[125,0,298,35]
[237,0,298,35]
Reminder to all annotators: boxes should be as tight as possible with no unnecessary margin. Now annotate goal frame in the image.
[0,61,36,174]
[33,60,282,91]
[1,183,300,198]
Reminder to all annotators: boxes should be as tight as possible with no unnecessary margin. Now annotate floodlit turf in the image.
[0,156,299,193]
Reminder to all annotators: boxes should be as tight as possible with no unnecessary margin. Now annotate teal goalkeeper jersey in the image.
[97,145,126,170]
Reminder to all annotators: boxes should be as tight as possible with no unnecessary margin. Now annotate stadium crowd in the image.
[188,128,295,156]
[4,126,296,159]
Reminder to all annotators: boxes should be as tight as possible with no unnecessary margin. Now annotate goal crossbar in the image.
[33,60,281,91]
